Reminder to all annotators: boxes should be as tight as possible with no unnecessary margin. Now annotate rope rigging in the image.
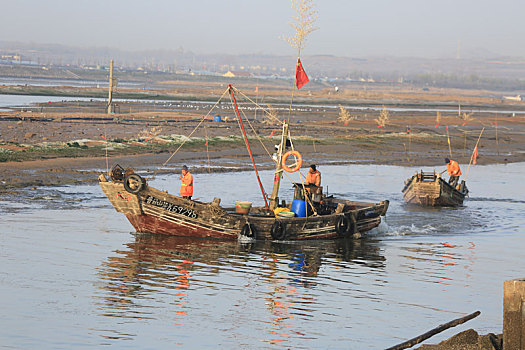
[149,84,315,214]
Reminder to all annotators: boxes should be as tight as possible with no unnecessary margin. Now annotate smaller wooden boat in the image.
[401,170,468,207]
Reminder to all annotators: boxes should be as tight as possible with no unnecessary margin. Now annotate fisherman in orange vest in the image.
[445,158,462,187]
[305,164,321,187]
[179,165,193,200]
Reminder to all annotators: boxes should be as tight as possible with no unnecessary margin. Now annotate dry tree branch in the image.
[282,0,318,54]
[338,105,354,124]
[459,112,474,122]
[262,104,280,125]
[137,126,162,140]
[374,106,390,129]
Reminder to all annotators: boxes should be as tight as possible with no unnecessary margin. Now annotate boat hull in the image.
[402,171,467,207]
[100,180,389,240]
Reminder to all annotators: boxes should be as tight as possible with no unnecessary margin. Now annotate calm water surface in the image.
[1,163,524,349]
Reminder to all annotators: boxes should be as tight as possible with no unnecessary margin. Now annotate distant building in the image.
[502,95,522,102]
[223,70,252,78]
[1,54,21,63]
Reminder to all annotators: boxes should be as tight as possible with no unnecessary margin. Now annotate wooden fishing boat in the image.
[99,85,389,240]
[401,170,468,207]
[99,167,388,240]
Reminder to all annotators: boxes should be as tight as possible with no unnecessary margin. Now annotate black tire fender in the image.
[241,223,256,238]
[335,215,350,236]
[124,174,146,194]
[270,221,287,240]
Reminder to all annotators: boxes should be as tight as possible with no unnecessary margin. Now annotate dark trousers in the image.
[449,176,459,187]
[183,196,192,200]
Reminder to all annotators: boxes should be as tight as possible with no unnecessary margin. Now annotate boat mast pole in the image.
[464,127,484,181]
[228,85,269,209]
[107,59,113,115]
[269,121,288,210]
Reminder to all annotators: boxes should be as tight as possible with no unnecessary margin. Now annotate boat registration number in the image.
[145,195,198,218]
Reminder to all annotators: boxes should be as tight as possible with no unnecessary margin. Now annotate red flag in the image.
[472,146,478,165]
[435,123,439,128]
[295,58,309,89]
[255,86,258,93]
[205,140,208,146]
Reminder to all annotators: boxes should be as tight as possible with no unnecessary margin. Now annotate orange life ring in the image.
[281,150,303,173]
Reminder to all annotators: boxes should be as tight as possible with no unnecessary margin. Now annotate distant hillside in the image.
[1,41,525,91]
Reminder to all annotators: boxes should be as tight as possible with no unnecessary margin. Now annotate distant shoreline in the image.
[1,81,524,193]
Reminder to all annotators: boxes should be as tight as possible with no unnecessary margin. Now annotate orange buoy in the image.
[281,150,303,173]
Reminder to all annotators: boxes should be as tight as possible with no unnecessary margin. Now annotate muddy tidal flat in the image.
[1,83,524,192]
[1,82,525,348]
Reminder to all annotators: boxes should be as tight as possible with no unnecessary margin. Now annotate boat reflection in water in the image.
[95,234,385,345]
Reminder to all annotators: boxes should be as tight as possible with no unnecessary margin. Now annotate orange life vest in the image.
[447,160,462,177]
[306,170,321,186]
[180,172,193,197]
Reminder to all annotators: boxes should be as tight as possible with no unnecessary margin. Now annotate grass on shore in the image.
[0,131,450,163]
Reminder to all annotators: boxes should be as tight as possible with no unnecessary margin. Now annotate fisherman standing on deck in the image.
[179,165,193,200]
[445,158,462,187]
[305,164,321,187]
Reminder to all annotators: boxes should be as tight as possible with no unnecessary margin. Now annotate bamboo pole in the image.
[386,311,481,350]
[270,122,289,210]
[446,126,452,158]
[464,127,484,181]
[107,59,113,115]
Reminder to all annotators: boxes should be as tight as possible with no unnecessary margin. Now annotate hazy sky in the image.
[2,0,525,58]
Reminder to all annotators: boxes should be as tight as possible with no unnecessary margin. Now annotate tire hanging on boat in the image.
[335,213,357,236]
[335,215,350,236]
[281,150,303,173]
[240,223,256,238]
[270,221,287,240]
[124,174,146,194]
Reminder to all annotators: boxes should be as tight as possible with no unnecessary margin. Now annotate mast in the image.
[269,121,288,210]
[107,59,114,114]
[228,85,269,209]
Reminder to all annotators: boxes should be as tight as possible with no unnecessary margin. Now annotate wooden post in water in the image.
[503,278,525,350]
[107,59,114,115]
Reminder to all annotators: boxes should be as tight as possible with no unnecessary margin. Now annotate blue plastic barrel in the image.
[291,199,310,217]
[214,115,222,122]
